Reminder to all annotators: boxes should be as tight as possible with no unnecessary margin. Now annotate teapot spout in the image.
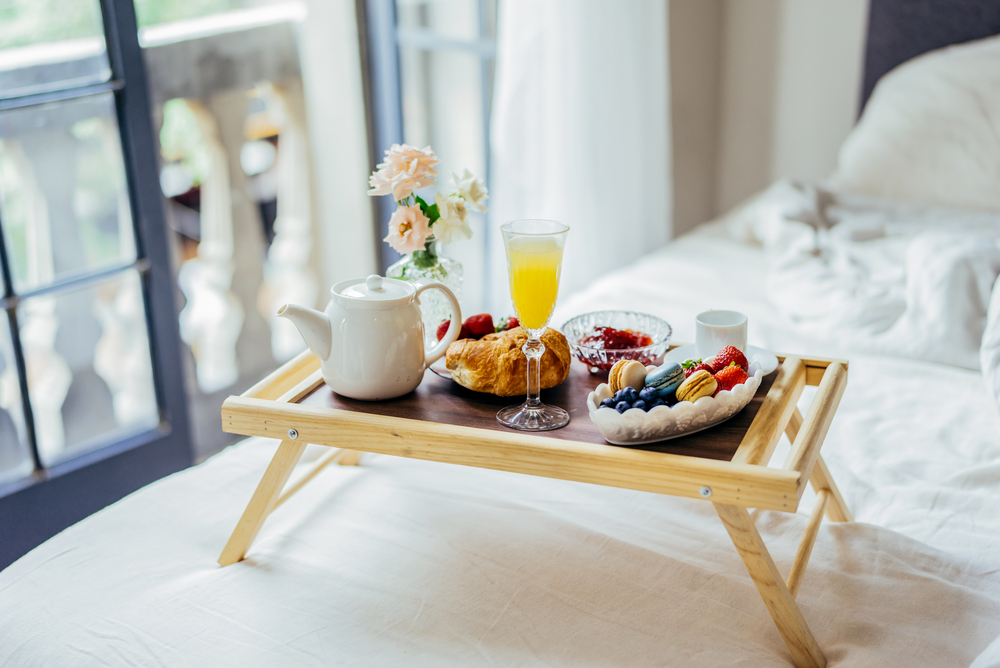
[277,304,332,361]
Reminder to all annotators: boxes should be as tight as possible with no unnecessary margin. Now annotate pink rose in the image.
[368,144,440,201]
[384,205,432,254]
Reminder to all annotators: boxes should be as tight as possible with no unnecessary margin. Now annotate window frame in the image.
[0,0,192,567]
[359,0,496,273]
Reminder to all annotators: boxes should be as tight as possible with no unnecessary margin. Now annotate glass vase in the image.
[386,236,463,348]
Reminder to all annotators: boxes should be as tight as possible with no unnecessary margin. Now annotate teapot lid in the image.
[335,275,413,305]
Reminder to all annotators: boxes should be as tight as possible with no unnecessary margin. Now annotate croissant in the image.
[445,327,572,396]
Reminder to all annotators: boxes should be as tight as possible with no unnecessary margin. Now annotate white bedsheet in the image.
[4,223,1000,667]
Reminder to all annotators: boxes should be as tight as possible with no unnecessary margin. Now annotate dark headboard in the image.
[860,0,1000,114]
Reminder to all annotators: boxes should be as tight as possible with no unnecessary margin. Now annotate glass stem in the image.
[523,338,545,408]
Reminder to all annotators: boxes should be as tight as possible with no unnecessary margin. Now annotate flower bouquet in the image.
[368,144,488,343]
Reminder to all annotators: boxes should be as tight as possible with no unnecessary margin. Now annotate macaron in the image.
[609,359,648,393]
[676,369,717,403]
[644,361,685,397]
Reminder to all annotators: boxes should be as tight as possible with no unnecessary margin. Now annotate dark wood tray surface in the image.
[297,362,779,462]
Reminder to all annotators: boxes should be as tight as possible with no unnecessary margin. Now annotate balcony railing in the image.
[0,2,322,462]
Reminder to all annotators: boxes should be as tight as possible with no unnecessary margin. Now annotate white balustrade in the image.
[177,101,244,394]
[89,119,156,428]
[258,82,317,362]
[0,140,71,460]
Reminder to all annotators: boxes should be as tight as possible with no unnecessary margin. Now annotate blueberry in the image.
[639,386,658,403]
[600,398,616,409]
[622,387,639,403]
[612,389,627,403]
[650,398,666,408]
[632,399,648,411]
[615,401,630,414]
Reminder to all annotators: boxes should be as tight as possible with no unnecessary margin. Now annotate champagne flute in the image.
[497,219,570,431]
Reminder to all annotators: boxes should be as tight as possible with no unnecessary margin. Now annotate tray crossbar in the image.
[218,346,851,668]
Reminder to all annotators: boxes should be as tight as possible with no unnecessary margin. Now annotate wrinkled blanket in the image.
[726,182,1000,420]
[727,181,1000,370]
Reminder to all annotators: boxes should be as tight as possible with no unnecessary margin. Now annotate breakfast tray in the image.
[219,346,850,668]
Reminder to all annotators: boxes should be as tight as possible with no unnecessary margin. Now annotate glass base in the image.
[496,402,570,431]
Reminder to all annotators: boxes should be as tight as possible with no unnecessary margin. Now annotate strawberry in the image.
[712,345,748,372]
[463,313,495,339]
[436,319,475,340]
[436,320,451,341]
[682,358,716,377]
[714,362,748,394]
[496,316,519,332]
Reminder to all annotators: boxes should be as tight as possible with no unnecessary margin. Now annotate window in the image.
[364,0,496,311]
[136,1,315,459]
[0,0,191,568]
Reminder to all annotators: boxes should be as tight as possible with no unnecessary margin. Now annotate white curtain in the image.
[487,0,672,314]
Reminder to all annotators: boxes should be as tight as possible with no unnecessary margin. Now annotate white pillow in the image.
[831,35,1000,213]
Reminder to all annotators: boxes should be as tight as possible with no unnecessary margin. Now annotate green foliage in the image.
[0,0,103,50]
[159,98,211,186]
[410,249,437,270]
[133,0,251,28]
[0,0,278,50]
[409,236,440,270]
[413,194,439,222]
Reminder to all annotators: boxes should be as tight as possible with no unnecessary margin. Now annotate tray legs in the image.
[219,439,307,566]
[218,441,364,567]
[714,404,856,668]
[786,407,853,523]
[715,502,827,668]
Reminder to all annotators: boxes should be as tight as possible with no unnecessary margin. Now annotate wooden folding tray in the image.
[219,346,850,668]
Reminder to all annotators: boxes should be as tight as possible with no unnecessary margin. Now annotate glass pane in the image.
[399,47,486,179]
[0,315,32,485]
[397,0,482,41]
[20,269,159,466]
[0,0,111,99]
[0,93,137,294]
[134,0,295,28]
[399,47,489,312]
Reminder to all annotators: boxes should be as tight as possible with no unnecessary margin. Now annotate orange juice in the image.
[506,236,564,330]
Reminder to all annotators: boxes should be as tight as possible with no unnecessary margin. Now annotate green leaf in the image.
[410,249,438,270]
[414,194,439,221]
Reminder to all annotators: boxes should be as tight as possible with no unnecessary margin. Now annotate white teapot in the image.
[278,275,461,400]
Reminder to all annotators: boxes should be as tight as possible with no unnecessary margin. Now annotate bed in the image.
[4,3,1000,667]
[4,219,1000,667]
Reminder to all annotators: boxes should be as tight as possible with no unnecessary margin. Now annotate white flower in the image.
[450,168,489,213]
[432,192,473,244]
[368,144,440,201]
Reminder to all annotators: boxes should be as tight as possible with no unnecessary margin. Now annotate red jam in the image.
[579,326,653,350]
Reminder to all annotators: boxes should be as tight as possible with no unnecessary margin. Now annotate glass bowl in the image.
[560,311,672,373]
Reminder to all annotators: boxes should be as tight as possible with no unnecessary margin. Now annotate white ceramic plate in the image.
[587,363,763,445]
[429,363,451,379]
[664,344,779,376]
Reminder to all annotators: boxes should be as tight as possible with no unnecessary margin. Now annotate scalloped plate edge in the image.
[586,368,762,444]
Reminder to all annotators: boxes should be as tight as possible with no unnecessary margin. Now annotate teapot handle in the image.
[416,282,462,367]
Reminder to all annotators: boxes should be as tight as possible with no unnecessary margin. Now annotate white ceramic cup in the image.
[696,310,748,360]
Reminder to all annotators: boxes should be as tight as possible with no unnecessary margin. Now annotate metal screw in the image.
[287,428,298,440]
[699,486,712,498]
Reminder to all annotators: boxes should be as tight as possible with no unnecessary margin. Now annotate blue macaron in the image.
[644,361,685,397]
